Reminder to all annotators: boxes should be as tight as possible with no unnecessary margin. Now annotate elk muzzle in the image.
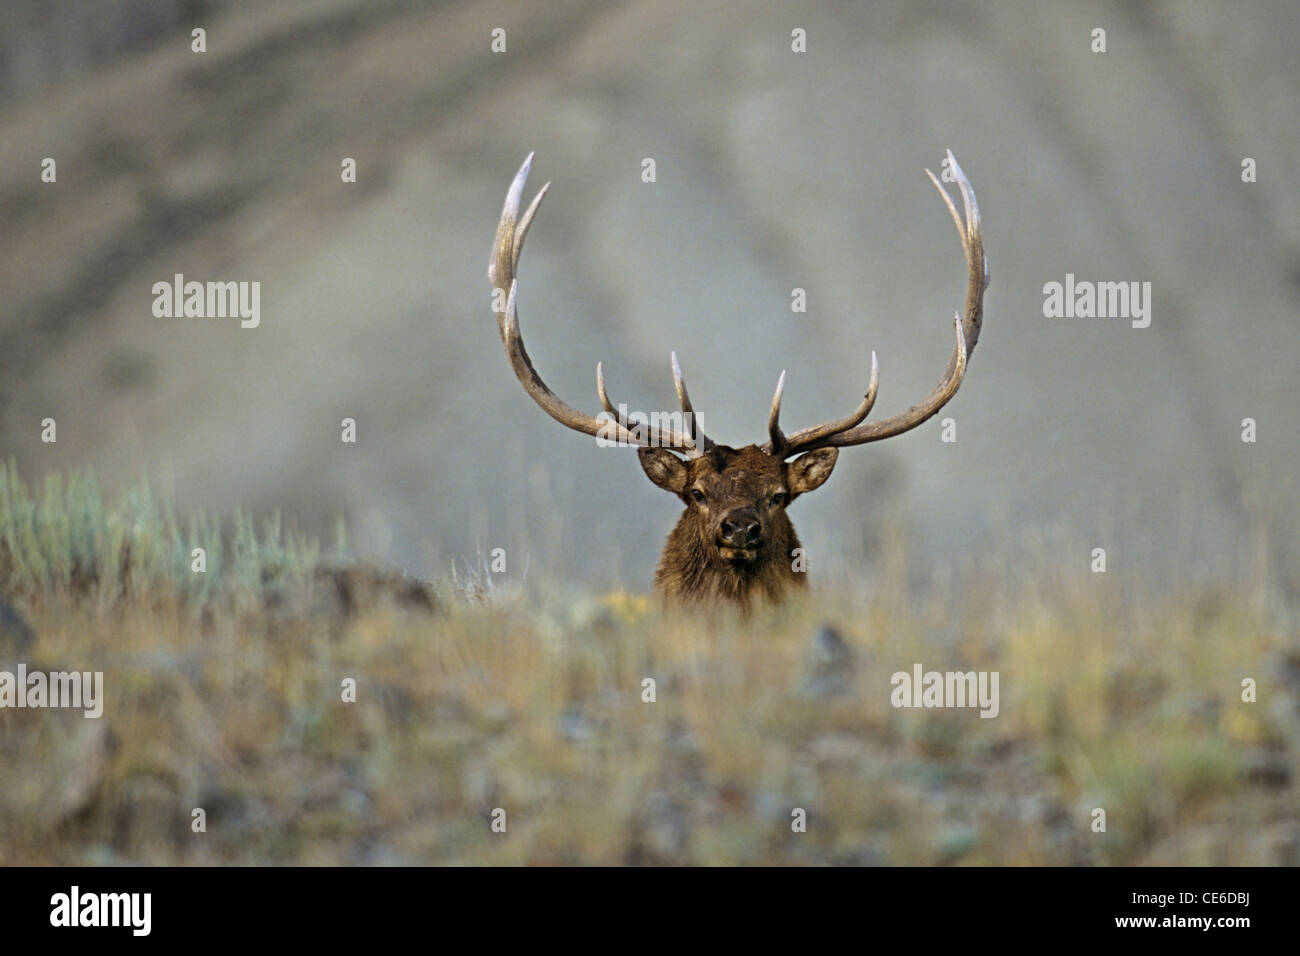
[718,507,763,561]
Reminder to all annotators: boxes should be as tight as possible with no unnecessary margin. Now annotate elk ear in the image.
[786,447,838,497]
[637,447,688,494]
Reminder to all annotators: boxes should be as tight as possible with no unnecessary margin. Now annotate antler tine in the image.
[595,361,618,417]
[948,149,989,349]
[671,351,711,456]
[764,150,987,457]
[490,154,702,453]
[514,180,550,271]
[489,152,533,286]
[766,370,788,454]
[591,358,701,451]
[764,351,879,455]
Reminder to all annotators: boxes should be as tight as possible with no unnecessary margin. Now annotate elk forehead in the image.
[692,446,785,492]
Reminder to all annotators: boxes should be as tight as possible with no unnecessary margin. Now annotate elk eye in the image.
[770,492,787,507]
[691,489,707,505]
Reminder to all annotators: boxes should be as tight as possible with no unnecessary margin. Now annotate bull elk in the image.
[489,152,988,607]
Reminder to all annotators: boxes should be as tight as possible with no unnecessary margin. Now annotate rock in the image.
[0,598,35,657]
[800,624,855,699]
[557,708,595,743]
[1243,748,1292,787]
[934,824,980,864]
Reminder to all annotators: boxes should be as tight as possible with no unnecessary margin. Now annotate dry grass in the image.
[0,463,1296,865]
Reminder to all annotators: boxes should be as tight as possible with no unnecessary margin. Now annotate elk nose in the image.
[721,509,761,546]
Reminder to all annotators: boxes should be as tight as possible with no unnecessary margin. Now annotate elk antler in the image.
[763,149,988,458]
[489,153,711,455]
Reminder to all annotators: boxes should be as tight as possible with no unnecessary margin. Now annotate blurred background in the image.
[2,0,1297,596]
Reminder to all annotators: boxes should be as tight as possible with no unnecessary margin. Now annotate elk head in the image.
[488,152,988,607]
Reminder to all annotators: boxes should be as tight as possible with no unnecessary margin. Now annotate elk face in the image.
[638,445,837,567]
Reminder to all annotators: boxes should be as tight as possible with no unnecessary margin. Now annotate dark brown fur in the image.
[637,444,838,608]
